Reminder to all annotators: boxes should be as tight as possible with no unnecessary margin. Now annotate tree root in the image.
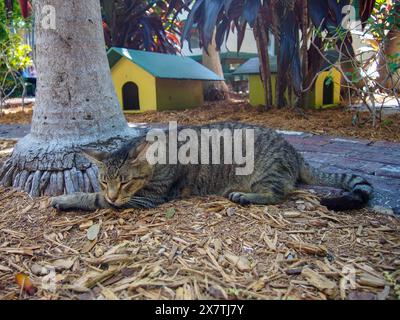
[0,159,101,197]
[0,130,139,197]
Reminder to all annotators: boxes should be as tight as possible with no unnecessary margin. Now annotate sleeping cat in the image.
[51,122,373,211]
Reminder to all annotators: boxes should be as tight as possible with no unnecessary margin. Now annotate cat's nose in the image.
[107,191,118,203]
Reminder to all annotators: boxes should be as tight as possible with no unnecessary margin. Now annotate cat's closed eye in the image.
[132,175,147,180]
[120,176,146,187]
[120,181,130,187]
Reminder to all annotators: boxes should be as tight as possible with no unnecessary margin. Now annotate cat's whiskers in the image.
[126,196,156,209]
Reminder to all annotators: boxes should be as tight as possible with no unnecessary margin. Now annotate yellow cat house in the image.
[108,47,223,112]
[233,56,341,108]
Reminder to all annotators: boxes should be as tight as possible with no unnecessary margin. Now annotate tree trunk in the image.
[272,1,285,108]
[299,0,308,109]
[254,17,273,110]
[0,0,135,197]
[377,28,400,91]
[202,30,229,101]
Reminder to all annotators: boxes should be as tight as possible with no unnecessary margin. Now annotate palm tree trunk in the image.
[0,0,133,196]
[202,30,229,101]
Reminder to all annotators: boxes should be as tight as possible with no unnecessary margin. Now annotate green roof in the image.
[233,56,278,75]
[108,47,224,81]
[189,51,259,62]
[234,51,338,75]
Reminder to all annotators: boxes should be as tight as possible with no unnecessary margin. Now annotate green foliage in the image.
[165,208,176,219]
[100,0,183,53]
[3,34,31,70]
[380,119,394,127]
[1,0,26,34]
[0,29,32,100]
[383,271,400,299]
[324,74,334,86]
[0,0,32,99]
[368,0,400,40]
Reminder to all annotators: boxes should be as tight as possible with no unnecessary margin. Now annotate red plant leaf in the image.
[18,0,32,18]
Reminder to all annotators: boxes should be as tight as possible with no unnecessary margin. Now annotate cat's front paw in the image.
[228,192,251,206]
[50,195,76,211]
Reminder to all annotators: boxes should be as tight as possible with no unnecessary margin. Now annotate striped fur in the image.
[299,161,373,210]
[51,122,373,212]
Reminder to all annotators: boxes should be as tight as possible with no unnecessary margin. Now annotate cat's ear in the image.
[130,142,151,165]
[81,148,108,165]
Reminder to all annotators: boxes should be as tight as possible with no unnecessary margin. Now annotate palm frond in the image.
[100,0,182,53]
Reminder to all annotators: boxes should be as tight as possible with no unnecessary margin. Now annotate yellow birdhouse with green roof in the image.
[234,54,341,109]
[107,48,224,113]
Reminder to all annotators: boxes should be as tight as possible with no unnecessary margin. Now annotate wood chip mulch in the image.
[0,102,399,300]
[0,187,399,300]
[0,106,33,125]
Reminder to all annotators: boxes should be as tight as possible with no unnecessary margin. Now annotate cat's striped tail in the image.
[299,159,373,211]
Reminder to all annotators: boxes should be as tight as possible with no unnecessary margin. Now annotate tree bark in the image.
[299,0,308,108]
[272,1,285,108]
[0,0,135,197]
[202,30,229,101]
[254,11,273,110]
[377,28,400,91]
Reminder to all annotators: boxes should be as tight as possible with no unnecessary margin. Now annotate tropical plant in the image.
[319,0,400,127]
[2,0,29,37]
[0,33,32,110]
[0,0,32,108]
[371,0,400,90]
[100,0,184,53]
[17,0,31,18]
[17,0,184,53]
[182,0,376,109]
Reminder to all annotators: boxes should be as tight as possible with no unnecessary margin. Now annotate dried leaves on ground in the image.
[0,101,399,300]
[1,101,400,142]
[0,188,399,300]
[0,106,33,125]
[126,101,400,143]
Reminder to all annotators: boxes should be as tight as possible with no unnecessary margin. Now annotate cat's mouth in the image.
[105,196,129,208]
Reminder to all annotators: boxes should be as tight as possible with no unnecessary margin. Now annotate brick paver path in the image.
[0,124,30,140]
[1,124,399,212]
[281,130,400,212]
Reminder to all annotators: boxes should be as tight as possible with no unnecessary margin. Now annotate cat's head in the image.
[82,139,153,207]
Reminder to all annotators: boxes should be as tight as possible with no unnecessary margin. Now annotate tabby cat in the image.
[51,122,373,211]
